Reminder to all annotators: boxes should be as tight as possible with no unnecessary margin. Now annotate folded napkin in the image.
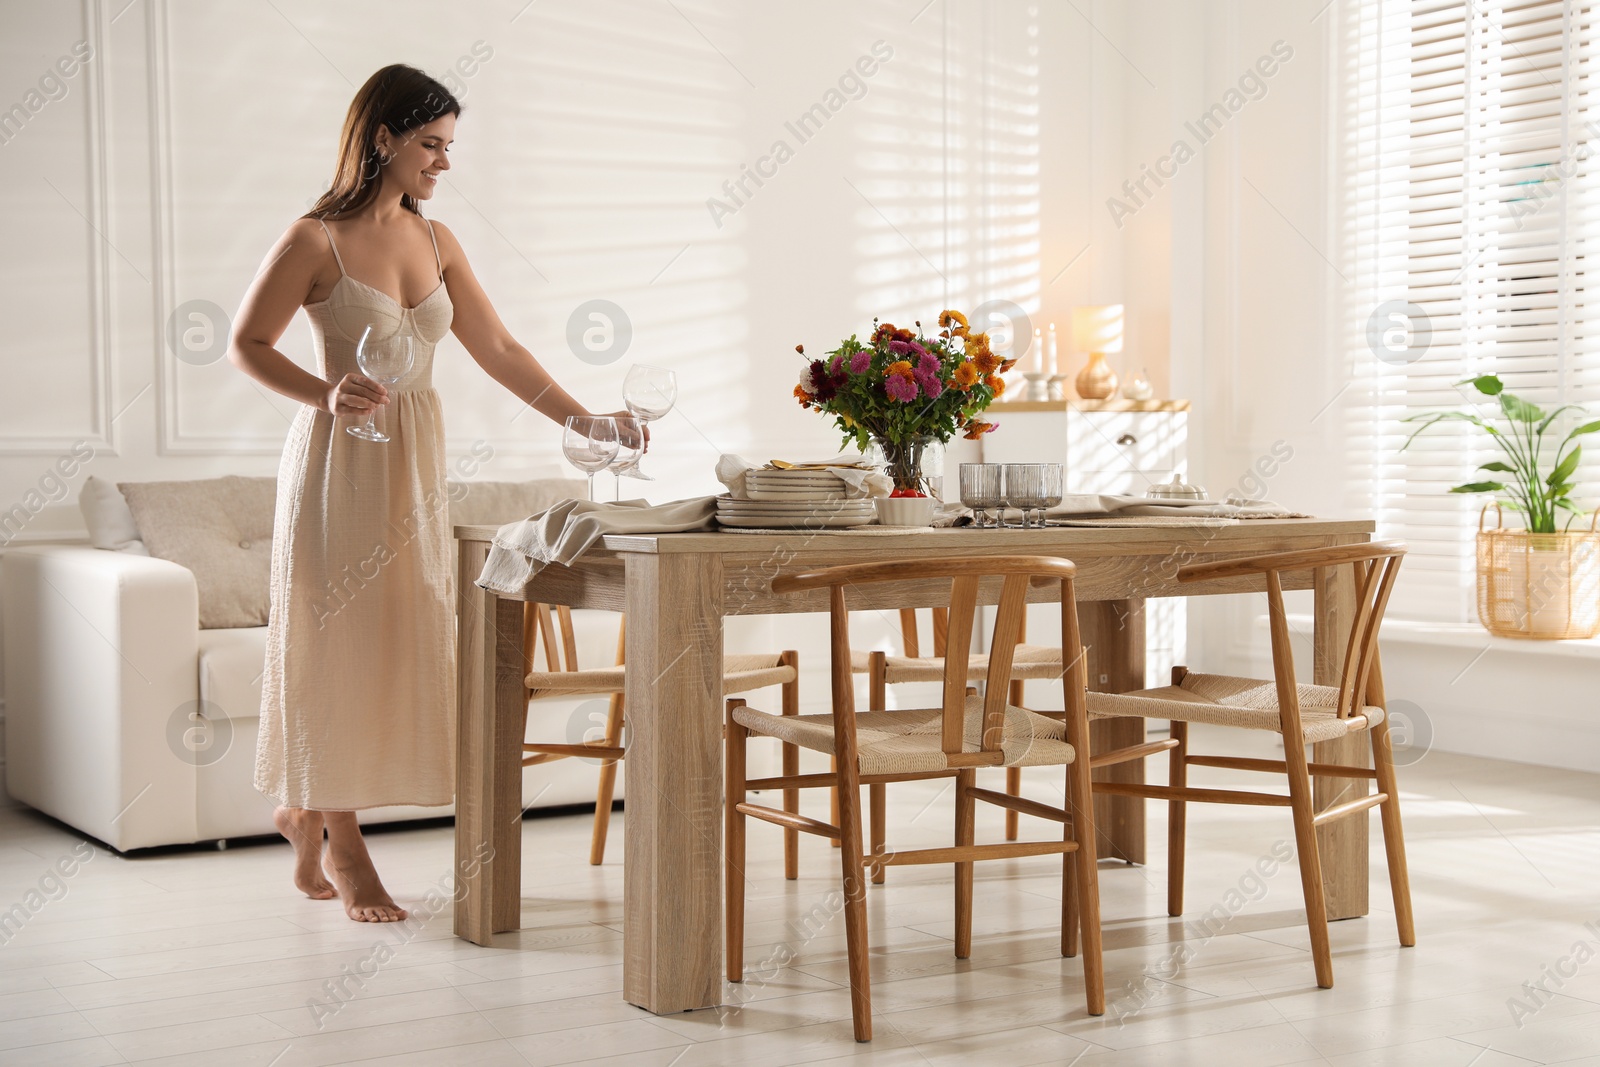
[716,453,893,500]
[951,493,1311,527]
[1052,493,1310,519]
[477,496,717,595]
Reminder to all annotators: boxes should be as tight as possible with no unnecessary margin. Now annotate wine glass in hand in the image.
[606,417,646,500]
[346,327,414,443]
[563,416,620,501]
[620,364,676,479]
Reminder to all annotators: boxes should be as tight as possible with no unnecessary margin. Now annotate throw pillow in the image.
[119,477,277,629]
[79,475,149,555]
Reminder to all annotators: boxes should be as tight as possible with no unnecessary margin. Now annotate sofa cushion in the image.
[197,625,270,723]
[79,475,148,555]
[120,477,276,629]
[447,478,587,528]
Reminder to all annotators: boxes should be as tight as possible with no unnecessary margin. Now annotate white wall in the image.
[1151,0,1600,772]
[0,0,1161,798]
[10,0,1568,795]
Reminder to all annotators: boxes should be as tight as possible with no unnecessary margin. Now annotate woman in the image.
[230,65,604,922]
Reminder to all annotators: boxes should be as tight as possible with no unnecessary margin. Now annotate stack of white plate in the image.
[716,494,876,529]
[744,468,861,501]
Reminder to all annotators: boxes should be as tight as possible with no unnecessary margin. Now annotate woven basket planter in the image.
[1476,504,1600,640]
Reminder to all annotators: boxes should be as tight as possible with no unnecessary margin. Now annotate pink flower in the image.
[884,374,918,402]
[888,339,928,360]
[829,354,844,375]
[849,350,872,374]
[917,351,940,377]
[917,372,944,399]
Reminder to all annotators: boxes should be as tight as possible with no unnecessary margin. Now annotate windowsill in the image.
[1286,614,1600,658]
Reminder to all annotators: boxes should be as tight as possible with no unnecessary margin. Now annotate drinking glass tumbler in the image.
[959,463,1003,527]
[1038,463,1064,525]
[1002,464,1046,528]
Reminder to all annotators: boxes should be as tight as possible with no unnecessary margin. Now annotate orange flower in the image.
[962,418,994,440]
[954,361,979,390]
[974,350,1000,374]
[999,358,1018,373]
[793,384,813,405]
[967,331,990,353]
[938,309,970,338]
[886,359,915,380]
[985,374,1006,397]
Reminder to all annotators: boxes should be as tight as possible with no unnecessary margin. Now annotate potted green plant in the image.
[1404,374,1600,638]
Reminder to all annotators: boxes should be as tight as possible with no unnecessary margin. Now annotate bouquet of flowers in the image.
[794,310,1015,492]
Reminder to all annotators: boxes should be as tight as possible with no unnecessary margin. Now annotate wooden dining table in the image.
[452,517,1376,1016]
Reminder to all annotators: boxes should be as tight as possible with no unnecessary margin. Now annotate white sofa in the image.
[1,476,621,852]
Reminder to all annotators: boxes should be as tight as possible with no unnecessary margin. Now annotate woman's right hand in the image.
[325,373,388,416]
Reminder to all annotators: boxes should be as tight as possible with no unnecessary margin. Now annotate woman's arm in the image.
[431,220,596,425]
[227,219,387,416]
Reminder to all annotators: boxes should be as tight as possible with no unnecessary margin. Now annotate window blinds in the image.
[1347,0,1600,621]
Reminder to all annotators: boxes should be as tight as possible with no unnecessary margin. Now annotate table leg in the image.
[453,539,526,945]
[1082,599,1146,865]
[623,551,725,1014]
[1313,563,1370,921]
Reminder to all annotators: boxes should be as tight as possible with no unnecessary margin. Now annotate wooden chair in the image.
[1084,541,1414,989]
[851,608,1066,877]
[518,603,801,867]
[725,556,1105,1041]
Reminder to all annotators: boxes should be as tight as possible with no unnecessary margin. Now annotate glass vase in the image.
[869,435,944,498]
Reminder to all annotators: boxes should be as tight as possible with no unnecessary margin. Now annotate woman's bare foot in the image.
[273,806,335,900]
[322,812,407,923]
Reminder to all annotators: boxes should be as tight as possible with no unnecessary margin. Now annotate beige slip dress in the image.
[255,216,456,810]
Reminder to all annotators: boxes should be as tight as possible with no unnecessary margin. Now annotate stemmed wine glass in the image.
[563,416,620,501]
[346,326,414,443]
[620,364,677,480]
[606,417,646,500]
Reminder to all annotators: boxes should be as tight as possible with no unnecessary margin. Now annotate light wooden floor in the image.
[3,725,1599,1066]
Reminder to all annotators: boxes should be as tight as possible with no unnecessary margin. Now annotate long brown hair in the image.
[305,64,461,221]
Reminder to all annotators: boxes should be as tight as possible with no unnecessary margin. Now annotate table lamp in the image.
[1070,304,1123,400]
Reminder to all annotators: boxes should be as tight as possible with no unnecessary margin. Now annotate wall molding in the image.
[0,0,116,457]
[147,0,282,456]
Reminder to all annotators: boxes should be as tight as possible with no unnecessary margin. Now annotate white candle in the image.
[1047,322,1059,375]
[1032,328,1043,374]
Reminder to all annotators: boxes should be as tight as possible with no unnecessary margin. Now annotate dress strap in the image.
[423,217,444,281]
[317,219,347,276]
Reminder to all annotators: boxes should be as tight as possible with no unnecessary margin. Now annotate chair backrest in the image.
[774,556,1085,765]
[894,602,1025,660]
[1178,541,1406,718]
[521,603,625,679]
[896,608,946,658]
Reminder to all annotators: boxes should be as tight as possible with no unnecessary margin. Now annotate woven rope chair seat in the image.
[733,695,1075,776]
[848,643,1063,683]
[527,653,795,699]
[1086,671,1386,743]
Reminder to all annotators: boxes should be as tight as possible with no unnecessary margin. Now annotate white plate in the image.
[718,494,869,506]
[749,468,848,477]
[717,512,874,523]
[716,508,876,521]
[747,476,849,489]
[745,487,854,501]
[716,512,875,529]
[717,499,874,513]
